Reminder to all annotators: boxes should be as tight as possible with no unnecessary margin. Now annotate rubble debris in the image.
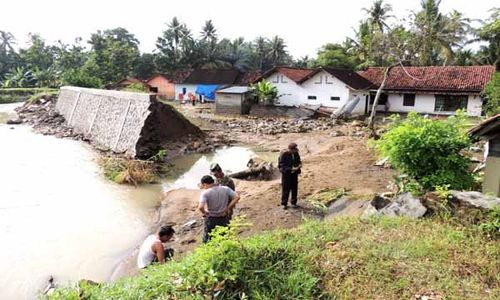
[229,157,275,180]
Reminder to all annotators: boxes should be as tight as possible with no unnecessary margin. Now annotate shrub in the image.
[483,72,500,117]
[377,111,474,190]
[253,79,279,105]
[99,157,159,185]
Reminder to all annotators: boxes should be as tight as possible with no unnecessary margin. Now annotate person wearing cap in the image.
[210,163,236,191]
[278,142,302,209]
[198,175,240,243]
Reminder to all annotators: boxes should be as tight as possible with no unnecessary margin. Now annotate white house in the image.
[254,65,496,117]
[174,69,241,102]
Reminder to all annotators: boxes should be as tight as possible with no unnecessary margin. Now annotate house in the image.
[469,114,500,196]
[215,86,254,115]
[359,66,496,117]
[175,69,241,102]
[147,70,191,100]
[253,67,373,115]
[253,65,496,117]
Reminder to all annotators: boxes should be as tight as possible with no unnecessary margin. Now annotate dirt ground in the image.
[111,103,395,280]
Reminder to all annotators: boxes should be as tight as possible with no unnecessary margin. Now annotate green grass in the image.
[47,217,499,300]
[0,88,59,103]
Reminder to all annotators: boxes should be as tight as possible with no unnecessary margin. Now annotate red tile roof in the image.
[359,66,496,93]
[299,68,375,90]
[236,71,262,85]
[254,67,316,84]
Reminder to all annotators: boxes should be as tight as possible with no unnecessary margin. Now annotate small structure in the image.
[215,86,254,115]
[112,77,152,91]
[146,71,192,100]
[469,114,500,196]
[175,69,241,102]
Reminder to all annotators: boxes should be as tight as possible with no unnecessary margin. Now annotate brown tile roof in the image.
[236,71,263,85]
[253,67,316,84]
[147,70,193,84]
[300,68,375,90]
[359,66,496,93]
[182,69,240,85]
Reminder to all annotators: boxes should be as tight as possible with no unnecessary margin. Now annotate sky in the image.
[0,0,497,58]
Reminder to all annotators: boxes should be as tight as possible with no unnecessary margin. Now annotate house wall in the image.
[147,76,175,99]
[386,94,482,116]
[268,70,368,115]
[216,93,244,114]
[174,84,197,101]
[267,73,303,106]
[483,156,500,197]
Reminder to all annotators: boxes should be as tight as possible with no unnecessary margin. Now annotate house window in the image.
[403,94,415,106]
[280,75,288,83]
[330,96,340,101]
[182,87,187,95]
[369,93,388,105]
[307,96,317,100]
[434,95,468,112]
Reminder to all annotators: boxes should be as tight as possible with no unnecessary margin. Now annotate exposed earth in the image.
[111,102,395,280]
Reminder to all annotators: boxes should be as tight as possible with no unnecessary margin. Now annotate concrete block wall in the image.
[56,87,202,158]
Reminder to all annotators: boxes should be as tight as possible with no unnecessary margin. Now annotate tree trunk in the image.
[367,64,397,137]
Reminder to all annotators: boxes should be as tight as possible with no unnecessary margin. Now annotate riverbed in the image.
[0,103,273,299]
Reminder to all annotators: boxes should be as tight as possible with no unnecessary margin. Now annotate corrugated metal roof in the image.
[217,86,252,94]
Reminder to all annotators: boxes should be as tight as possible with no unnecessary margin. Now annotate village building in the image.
[469,114,500,197]
[253,65,496,117]
[174,69,241,102]
[215,86,254,115]
[111,77,152,92]
[146,71,191,100]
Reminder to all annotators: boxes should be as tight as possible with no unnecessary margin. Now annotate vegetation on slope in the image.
[48,216,499,299]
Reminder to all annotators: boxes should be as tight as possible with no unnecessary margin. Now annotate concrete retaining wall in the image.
[56,86,202,158]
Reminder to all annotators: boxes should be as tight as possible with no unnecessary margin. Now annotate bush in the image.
[376,112,474,190]
[483,72,500,116]
[0,88,59,103]
[99,157,159,185]
[48,217,500,299]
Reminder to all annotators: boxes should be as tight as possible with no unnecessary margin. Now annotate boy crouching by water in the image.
[137,225,175,269]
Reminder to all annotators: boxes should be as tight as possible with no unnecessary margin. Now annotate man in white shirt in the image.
[198,175,240,243]
[137,225,175,269]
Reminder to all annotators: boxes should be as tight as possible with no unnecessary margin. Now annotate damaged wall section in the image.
[56,86,203,158]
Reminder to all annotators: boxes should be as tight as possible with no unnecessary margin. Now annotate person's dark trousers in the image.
[281,172,298,206]
[203,216,230,243]
[152,248,175,263]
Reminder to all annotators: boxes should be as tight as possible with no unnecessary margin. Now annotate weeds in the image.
[99,157,159,185]
[307,188,348,214]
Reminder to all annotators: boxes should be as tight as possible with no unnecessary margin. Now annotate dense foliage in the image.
[254,79,279,105]
[376,112,474,190]
[0,1,497,89]
[48,217,499,299]
[484,72,500,116]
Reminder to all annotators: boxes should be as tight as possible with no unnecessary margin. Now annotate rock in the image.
[6,118,23,125]
[378,193,427,218]
[375,157,389,167]
[330,130,345,137]
[371,195,392,210]
[450,191,500,210]
[182,220,197,228]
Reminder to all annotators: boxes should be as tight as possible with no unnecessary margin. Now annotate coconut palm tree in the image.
[268,36,287,67]
[362,0,394,32]
[253,36,269,70]
[200,20,217,42]
[0,31,16,53]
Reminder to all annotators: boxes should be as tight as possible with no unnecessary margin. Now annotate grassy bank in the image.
[0,88,59,103]
[47,216,499,299]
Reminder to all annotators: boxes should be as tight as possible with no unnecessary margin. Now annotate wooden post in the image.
[367,64,397,137]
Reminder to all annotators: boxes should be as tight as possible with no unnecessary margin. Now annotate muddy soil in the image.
[111,103,395,280]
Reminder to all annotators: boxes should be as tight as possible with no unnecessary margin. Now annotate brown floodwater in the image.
[0,103,278,299]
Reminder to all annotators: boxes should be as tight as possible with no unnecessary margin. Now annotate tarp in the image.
[195,84,221,101]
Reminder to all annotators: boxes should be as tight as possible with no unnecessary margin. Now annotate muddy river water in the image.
[0,103,272,299]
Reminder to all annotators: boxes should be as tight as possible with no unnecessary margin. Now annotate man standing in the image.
[198,175,240,243]
[210,163,236,191]
[137,225,175,269]
[278,142,302,209]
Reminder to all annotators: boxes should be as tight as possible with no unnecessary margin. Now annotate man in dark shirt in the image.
[278,142,302,209]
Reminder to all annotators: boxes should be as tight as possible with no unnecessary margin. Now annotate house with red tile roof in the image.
[358,66,496,117]
[254,65,496,116]
[146,70,192,100]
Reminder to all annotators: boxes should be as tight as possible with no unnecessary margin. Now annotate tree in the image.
[268,36,288,66]
[0,31,20,81]
[134,53,156,79]
[314,43,358,69]
[476,8,500,68]
[200,20,217,42]
[2,67,35,88]
[252,36,269,70]
[413,0,471,65]
[483,72,500,116]
[254,79,278,105]
[156,17,194,72]
[19,34,56,71]
[0,31,16,53]
[362,0,394,33]
[88,27,140,84]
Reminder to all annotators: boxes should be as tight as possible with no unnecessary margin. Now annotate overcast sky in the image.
[1,0,497,58]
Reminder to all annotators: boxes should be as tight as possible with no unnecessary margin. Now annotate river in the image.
[0,103,273,299]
